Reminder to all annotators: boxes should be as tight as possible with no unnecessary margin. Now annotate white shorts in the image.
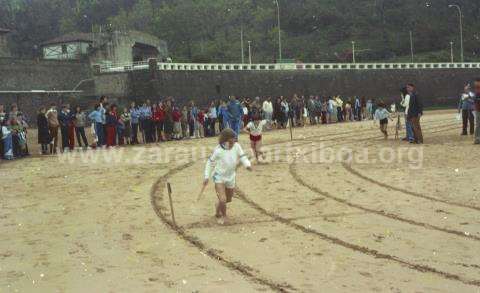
[212,173,236,189]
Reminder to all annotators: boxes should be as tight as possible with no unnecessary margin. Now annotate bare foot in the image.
[216,217,226,225]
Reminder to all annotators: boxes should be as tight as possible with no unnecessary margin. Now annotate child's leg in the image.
[380,124,388,138]
[256,140,264,159]
[225,188,234,203]
[215,183,227,218]
[250,140,258,161]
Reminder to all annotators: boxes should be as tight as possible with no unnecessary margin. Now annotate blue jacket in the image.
[190,107,199,121]
[130,108,140,124]
[227,100,243,120]
[99,106,106,124]
[139,106,152,120]
[218,106,230,120]
[88,110,103,123]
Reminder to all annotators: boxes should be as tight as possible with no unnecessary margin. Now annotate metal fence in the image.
[95,61,480,73]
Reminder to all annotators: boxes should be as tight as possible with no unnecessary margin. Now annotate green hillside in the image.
[1,0,479,63]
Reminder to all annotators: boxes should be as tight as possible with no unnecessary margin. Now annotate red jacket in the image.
[152,107,165,122]
[197,111,205,125]
[172,110,181,122]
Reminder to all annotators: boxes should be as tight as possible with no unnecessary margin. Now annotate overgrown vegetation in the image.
[1,0,479,63]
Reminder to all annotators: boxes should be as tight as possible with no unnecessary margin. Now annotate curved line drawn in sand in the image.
[234,188,480,287]
[289,125,479,242]
[342,163,480,212]
[150,162,297,292]
[149,119,468,291]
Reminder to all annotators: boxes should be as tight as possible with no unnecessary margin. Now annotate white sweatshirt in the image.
[401,94,410,115]
[262,101,273,113]
[204,143,251,181]
[246,120,267,136]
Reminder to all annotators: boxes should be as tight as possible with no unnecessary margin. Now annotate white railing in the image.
[95,61,480,73]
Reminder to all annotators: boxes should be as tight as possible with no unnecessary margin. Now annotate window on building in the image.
[61,44,67,54]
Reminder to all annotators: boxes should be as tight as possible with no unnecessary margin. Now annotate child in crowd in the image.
[203,128,252,225]
[197,109,205,138]
[105,105,118,147]
[37,107,51,155]
[120,107,132,145]
[244,115,267,163]
[374,102,393,139]
[10,115,29,157]
[46,104,59,154]
[345,100,352,122]
[88,104,104,148]
[74,106,89,149]
[163,100,174,141]
[172,106,182,139]
[129,102,139,144]
[58,105,72,152]
[181,106,189,139]
[117,111,126,146]
[153,102,165,142]
[203,108,210,137]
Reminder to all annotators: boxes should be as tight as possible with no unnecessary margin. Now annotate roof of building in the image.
[41,32,94,46]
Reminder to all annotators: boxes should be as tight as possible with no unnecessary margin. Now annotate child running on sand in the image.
[243,115,267,163]
[374,102,393,139]
[203,128,252,225]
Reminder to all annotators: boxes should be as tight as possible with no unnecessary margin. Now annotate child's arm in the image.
[236,144,252,171]
[204,148,218,185]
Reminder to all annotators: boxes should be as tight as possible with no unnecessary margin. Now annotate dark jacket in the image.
[408,93,423,118]
[37,114,51,144]
[58,111,71,128]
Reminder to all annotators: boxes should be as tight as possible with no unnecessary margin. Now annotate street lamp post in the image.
[450,41,454,63]
[448,4,464,63]
[248,41,252,64]
[352,41,356,63]
[409,30,414,63]
[240,26,245,64]
[274,0,282,61]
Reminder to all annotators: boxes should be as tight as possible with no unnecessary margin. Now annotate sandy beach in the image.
[1,110,479,292]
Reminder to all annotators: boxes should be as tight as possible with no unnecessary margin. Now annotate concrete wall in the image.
[0,58,92,92]
[0,35,10,58]
[94,68,480,107]
[90,31,168,65]
[93,72,130,97]
[3,61,479,125]
[0,58,95,124]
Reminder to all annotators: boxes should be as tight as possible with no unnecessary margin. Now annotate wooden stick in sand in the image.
[289,119,293,141]
[166,183,176,227]
[197,183,207,202]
